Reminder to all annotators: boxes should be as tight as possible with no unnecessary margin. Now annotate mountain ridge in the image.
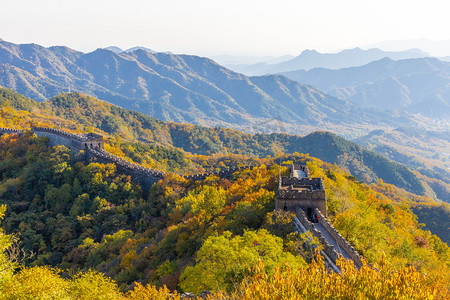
[0,40,423,137]
[225,47,430,75]
[281,57,450,118]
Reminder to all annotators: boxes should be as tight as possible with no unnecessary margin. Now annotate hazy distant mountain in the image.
[282,57,450,118]
[212,54,294,66]
[227,48,429,75]
[363,38,450,57]
[355,127,450,180]
[0,40,421,136]
[104,46,123,53]
[124,46,155,53]
[103,46,155,53]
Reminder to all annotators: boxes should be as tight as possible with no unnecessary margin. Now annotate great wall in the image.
[278,164,364,271]
[0,127,244,188]
[0,127,364,272]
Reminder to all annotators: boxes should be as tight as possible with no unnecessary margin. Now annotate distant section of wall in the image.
[0,128,23,135]
[184,167,245,181]
[34,129,81,151]
[32,127,104,150]
[87,148,246,189]
[87,148,165,189]
[0,126,247,189]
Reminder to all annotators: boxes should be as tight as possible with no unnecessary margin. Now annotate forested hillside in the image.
[0,88,449,297]
[0,131,448,297]
[0,88,439,199]
[355,127,450,202]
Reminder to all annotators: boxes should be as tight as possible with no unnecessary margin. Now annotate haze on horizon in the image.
[2,0,450,57]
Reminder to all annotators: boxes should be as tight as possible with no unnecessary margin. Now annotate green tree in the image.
[179,229,304,294]
[176,185,226,216]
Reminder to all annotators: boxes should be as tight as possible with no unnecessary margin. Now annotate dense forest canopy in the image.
[0,87,448,298]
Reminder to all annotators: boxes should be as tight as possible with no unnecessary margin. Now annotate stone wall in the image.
[281,177,323,189]
[316,210,363,268]
[87,148,165,189]
[87,148,245,190]
[277,165,327,216]
[294,206,363,270]
[0,128,23,135]
[277,189,327,214]
[294,207,340,264]
[33,128,83,151]
[32,127,104,150]
[184,166,244,181]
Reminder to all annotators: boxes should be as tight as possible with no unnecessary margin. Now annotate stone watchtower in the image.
[276,164,327,217]
[79,132,104,150]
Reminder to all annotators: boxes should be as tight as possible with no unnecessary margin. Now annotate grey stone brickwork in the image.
[315,210,363,267]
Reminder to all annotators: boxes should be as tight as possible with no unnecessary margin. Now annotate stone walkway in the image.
[314,223,352,260]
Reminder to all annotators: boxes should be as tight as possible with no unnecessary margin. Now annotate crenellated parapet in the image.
[315,210,363,267]
[294,207,341,268]
[0,128,23,135]
[280,177,324,191]
[88,148,165,177]
[86,148,165,189]
[282,165,364,271]
[183,166,245,181]
[294,206,363,270]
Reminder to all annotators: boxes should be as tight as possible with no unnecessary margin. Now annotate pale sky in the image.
[2,0,450,57]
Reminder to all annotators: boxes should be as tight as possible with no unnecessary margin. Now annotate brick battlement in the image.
[278,187,325,199]
[32,127,84,141]
[0,128,23,135]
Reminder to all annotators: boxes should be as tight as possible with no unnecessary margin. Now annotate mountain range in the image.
[0,40,422,137]
[0,87,434,198]
[225,47,429,75]
[282,57,450,118]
